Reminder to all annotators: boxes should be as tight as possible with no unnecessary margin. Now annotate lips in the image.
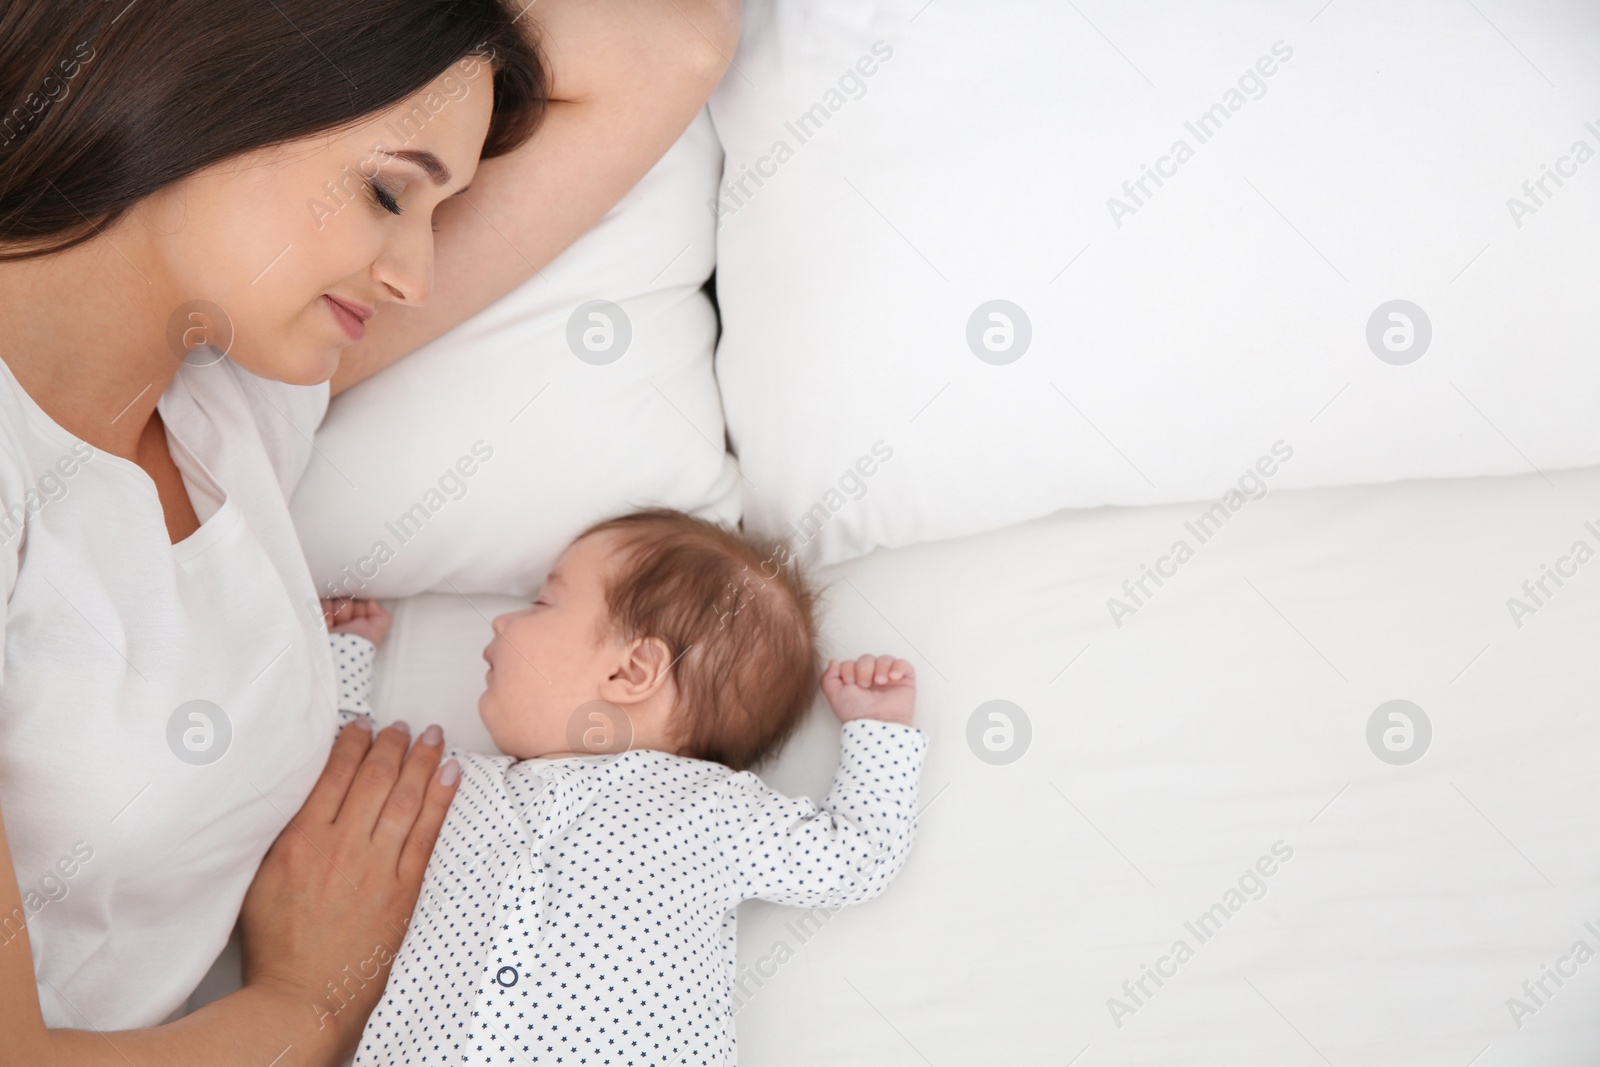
[323,294,372,341]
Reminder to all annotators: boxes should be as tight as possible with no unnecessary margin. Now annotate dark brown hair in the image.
[0,0,546,260]
[576,508,824,772]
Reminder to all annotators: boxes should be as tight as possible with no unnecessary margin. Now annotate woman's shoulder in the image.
[0,360,80,594]
[0,358,87,503]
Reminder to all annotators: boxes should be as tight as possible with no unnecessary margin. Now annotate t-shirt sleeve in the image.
[227,364,331,501]
[715,719,928,909]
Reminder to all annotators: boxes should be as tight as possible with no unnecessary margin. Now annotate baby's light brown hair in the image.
[573,507,822,771]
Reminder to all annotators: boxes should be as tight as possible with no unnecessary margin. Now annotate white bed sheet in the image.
[349,464,1600,1065]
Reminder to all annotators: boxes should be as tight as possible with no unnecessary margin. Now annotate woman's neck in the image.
[0,231,177,463]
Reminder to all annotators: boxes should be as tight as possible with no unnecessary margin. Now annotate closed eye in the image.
[370,178,443,232]
[369,179,402,216]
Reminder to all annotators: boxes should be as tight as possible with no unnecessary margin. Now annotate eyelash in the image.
[369,179,402,215]
[369,179,442,233]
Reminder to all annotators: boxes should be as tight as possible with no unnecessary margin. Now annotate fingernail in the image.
[420,724,442,746]
[353,715,375,732]
[390,719,411,734]
[438,758,460,786]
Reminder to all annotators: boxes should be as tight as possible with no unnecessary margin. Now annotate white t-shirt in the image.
[0,353,337,1029]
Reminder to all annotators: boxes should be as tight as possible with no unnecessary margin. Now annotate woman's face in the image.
[128,55,495,385]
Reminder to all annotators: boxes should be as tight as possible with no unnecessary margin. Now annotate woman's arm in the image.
[329,0,741,396]
[0,719,457,1067]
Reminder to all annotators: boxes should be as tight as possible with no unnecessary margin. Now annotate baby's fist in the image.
[320,598,392,647]
[821,655,916,726]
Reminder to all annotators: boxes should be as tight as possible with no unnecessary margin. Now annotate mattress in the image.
[351,463,1600,1064]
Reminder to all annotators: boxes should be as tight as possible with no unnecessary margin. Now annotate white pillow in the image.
[709,1,1600,566]
[290,109,738,598]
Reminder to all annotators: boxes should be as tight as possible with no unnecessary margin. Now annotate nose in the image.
[491,612,509,636]
[370,224,434,307]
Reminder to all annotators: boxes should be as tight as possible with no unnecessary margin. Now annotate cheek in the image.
[501,620,555,680]
[219,159,385,303]
[158,183,367,377]
[296,196,386,280]
[183,176,314,287]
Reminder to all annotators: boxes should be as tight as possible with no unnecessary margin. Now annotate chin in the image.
[285,348,344,387]
[232,338,343,387]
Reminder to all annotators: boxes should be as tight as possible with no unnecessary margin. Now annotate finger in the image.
[874,655,896,684]
[837,658,855,686]
[373,724,445,849]
[819,660,840,697]
[892,659,915,682]
[398,756,461,884]
[334,721,414,834]
[854,654,876,686]
[297,718,375,825]
[331,602,360,632]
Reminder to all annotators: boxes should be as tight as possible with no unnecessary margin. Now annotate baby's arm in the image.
[322,598,390,731]
[718,655,928,909]
[331,631,378,726]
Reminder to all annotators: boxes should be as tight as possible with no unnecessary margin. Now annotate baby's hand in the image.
[821,655,916,727]
[320,598,392,647]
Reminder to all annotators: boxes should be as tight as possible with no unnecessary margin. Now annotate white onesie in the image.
[328,632,928,1066]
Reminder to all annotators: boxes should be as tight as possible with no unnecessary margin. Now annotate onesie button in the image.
[496,965,518,987]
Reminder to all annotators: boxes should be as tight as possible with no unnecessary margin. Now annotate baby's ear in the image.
[603,636,675,701]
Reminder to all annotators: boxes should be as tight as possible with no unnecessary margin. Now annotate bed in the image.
[361,464,1600,1064]
[261,2,1600,1063]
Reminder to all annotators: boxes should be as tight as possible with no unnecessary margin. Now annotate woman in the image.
[0,0,736,1063]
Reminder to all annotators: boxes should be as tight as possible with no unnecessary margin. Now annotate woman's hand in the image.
[238,717,459,1055]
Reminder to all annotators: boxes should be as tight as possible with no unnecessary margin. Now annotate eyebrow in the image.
[382,148,457,190]
[546,572,565,587]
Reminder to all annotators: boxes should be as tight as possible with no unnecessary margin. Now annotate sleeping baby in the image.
[320,507,928,1066]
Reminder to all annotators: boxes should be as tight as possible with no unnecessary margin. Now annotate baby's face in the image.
[479,531,623,759]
